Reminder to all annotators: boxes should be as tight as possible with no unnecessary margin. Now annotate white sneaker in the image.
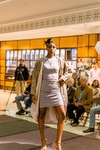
[25,112,32,117]
[25,107,30,112]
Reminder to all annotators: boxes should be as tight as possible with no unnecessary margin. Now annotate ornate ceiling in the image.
[0,0,100,41]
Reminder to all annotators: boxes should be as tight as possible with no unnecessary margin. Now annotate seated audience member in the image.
[15,78,32,115]
[83,105,100,133]
[89,62,100,85]
[91,79,100,106]
[66,78,75,116]
[67,76,93,126]
[91,79,100,99]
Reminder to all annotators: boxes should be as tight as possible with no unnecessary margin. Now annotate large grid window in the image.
[6,48,77,78]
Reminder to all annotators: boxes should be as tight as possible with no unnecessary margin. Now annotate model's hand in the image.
[57,75,64,83]
[32,95,36,104]
[58,78,63,83]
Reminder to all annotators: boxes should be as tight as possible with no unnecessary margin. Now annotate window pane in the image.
[24,60,29,68]
[26,50,30,60]
[13,51,18,60]
[30,61,36,68]
[66,49,71,60]
[40,50,44,58]
[6,51,10,59]
[10,51,14,59]
[22,50,26,60]
[31,50,35,60]
[6,60,17,67]
[35,50,40,60]
[44,50,47,56]
[55,49,60,57]
[72,49,77,60]
[6,67,16,75]
[71,61,76,71]
[60,49,65,59]
[18,51,22,60]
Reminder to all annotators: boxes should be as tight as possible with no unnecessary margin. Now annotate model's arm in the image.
[58,60,73,84]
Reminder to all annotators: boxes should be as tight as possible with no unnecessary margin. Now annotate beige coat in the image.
[31,56,72,124]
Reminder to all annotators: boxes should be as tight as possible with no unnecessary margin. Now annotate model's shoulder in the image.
[36,57,45,63]
[56,56,63,61]
[55,56,65,63]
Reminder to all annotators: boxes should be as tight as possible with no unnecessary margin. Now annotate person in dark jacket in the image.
[14,59,29,95]
[66,78,75,118]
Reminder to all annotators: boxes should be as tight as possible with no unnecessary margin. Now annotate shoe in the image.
[52,141,62,150]
[83,128,94,133]
[70,120,74,125]
[41,139,47,150]
[25,112,32,117]
[71,121,79,127]
[16,109,25,115]
[25,107,30,112]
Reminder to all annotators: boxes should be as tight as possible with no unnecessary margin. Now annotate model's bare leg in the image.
[38,107,47,150]
[52,105,66,150]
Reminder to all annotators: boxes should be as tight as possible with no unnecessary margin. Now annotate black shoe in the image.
[16,109,25,115]
[71,121,79,127]
[70,120,74,125]
[83,128,94,133]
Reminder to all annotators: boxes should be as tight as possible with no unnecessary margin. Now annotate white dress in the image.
[40,56,64,108]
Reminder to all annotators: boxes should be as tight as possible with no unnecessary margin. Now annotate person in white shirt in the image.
[89,62,100,85]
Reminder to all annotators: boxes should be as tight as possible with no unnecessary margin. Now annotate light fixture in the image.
[95,41,100,54]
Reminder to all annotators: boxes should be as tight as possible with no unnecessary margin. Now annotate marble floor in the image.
[0,89,100,138]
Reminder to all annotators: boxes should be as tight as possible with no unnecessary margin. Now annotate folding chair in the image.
[80,111,90,126]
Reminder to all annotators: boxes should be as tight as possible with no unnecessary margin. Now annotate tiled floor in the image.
[0,89,99,138]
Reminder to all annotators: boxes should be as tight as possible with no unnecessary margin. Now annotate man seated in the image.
[67,76,93,126]
[15,78,32,115]
[83,105,100,133]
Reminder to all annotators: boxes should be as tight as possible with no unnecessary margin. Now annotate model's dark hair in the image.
[44,38,56,47]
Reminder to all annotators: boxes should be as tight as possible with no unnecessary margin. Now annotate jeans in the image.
[90,106,100,128]
[15,94,31,110]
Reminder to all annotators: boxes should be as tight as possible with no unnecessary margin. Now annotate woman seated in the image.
[91,79,100,99]
[66,77,76,117]
[91,79,100,105]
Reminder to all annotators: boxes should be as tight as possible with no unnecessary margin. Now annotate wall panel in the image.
[0,67,5,73]
[6,41,17,49]
[77,47,88,57]
[30,39,44,49]
[89,34,97,46]
[18,40,30,49]
[0,50,6,59]
[89,47,97,57]
[60,36,77,48]
[78,35,88,47]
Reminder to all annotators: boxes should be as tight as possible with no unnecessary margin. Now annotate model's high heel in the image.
[52,141,62,150]
[41,138,47,150]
